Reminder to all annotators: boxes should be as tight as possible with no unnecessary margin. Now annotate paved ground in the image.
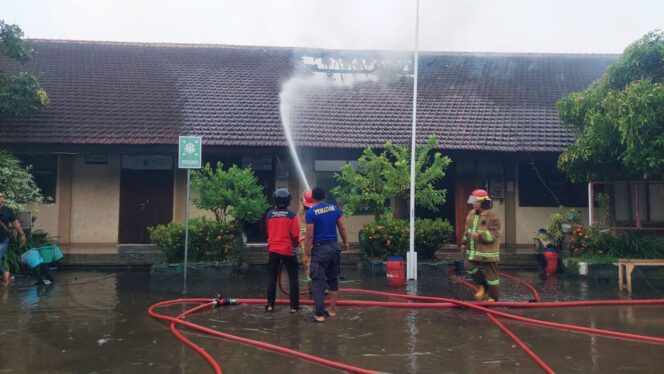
[1,268,663,373]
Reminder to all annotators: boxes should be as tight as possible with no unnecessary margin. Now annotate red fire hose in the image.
[150,275,664,373]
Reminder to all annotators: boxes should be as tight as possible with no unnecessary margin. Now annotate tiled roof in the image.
[0,40,617,152]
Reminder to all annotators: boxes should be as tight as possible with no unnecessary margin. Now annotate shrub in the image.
[359,219,409,259]
[149,218,242,263]
[191,163,269,225]
[332,136,451,221]
[567,224,598,256]
[547,207,582,247]
[148,222,184,262]
[415,218,454,260]
[359,218,454,260]
[600,230,664,259]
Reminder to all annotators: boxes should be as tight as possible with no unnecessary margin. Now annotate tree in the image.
[0,20,49,116]
[0,151,43,212]
[557,31,664,182]
[191,162,269,225]
[332,135,452,221]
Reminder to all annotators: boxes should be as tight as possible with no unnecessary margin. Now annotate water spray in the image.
[279,88,310,191]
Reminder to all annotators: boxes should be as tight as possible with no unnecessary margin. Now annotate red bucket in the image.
[386,256,405,287]
[542,251,558,275]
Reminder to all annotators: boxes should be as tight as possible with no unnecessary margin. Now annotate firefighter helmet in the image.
[467,189,492,207]
[302,190,316,208]
[274,189,291,208]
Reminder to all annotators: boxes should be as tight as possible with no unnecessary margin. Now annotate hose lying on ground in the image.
[149,273,664,374]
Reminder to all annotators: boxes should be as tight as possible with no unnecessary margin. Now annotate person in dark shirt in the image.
[0,192,28,287]
[265,189,301,313]
[304,187,349,323]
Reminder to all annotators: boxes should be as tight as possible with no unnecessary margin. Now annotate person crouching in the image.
[265,189,301,313]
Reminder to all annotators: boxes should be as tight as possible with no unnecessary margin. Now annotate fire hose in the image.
[149,273,664,374]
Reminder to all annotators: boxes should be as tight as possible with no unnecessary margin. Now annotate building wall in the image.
[25,148,601,255]
[69,155,121,248]
[514,195,589,246]
[30,202,59,237]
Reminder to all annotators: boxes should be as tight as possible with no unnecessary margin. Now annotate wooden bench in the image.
[618,259,664,294]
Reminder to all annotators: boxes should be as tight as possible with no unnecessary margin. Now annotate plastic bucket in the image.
[386,256,405,287]
[20,249,44,269]
[542,250,558,275]
[37,245,64,263]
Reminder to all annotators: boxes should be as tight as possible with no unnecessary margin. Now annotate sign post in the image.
[178,136,202,294]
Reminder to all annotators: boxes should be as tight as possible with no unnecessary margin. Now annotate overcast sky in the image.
[1,0,661,53]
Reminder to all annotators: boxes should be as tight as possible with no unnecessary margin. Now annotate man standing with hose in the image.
[303,187,349,322]
[265,189,301,313]
[460,189,502,301]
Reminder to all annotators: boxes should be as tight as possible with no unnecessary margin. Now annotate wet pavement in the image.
[1,267,663,373]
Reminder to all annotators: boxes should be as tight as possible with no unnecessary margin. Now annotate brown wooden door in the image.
[119,169,174,244]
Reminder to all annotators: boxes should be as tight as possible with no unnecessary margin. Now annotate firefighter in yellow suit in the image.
[460,189,502,301]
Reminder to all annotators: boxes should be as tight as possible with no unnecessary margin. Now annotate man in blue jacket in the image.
[303,187,349,323]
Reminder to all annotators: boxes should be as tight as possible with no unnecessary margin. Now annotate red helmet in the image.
[302,190,316,208]
[467,189,491,204]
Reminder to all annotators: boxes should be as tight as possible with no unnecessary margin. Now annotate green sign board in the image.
[178,136,202,169]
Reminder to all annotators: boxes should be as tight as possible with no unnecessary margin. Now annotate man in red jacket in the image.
[265,189,301,313]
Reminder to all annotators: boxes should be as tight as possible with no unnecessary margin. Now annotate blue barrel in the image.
[21,249,44,269]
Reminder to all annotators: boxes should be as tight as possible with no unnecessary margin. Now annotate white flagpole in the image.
[407,0,420,281]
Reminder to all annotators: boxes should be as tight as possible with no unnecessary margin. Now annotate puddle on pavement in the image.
[1,268,663,373]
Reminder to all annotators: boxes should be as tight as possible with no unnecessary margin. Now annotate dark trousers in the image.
[35,263,54,285]
[464,260,500,300]
[266,252,299,309]
[310,243,341,317]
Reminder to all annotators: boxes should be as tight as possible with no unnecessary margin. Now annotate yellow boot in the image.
[474,285,486,301]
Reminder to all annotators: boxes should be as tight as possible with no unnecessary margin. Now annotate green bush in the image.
[359,219,409,259]
[415,218,454,260]
[547,208,582,247]
[148,222,184,262]
[567,224,600,256]
[1,230,54,274]
[598,230,664,259]
[359,218,454,260]
[191,163,269,225]
[149,218,242,263]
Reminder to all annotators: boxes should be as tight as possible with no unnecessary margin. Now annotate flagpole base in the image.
[406,251,417,280]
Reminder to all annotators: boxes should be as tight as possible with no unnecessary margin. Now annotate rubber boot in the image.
[474,285,486,301]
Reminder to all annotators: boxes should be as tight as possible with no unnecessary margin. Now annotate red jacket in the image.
[266,208,300,256]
